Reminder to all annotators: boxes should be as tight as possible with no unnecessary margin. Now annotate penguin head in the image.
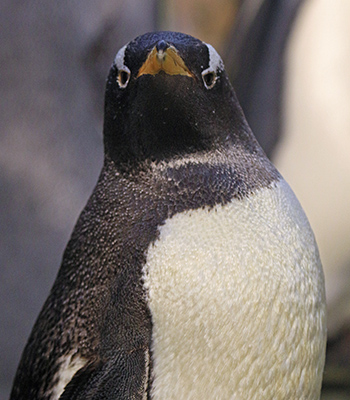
[103,31,251,166]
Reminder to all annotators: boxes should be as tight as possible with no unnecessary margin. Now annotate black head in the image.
[103,31,253,166]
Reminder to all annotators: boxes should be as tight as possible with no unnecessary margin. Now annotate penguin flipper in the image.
[59,348,149,400]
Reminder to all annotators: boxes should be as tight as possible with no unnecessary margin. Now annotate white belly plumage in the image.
[143,179,326,400]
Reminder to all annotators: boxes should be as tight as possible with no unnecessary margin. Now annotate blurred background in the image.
[1,0,349,398]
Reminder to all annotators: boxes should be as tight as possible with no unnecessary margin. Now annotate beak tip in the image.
[156,40,169,53]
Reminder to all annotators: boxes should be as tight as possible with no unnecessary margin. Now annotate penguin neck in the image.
[104,113,232,168]
[102,140,280,211]
[103,124,233,172]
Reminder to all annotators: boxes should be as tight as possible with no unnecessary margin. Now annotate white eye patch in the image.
[205,43,224,72]
[201,43,224,89]
[115,44,128,70]
[115,44,131,88]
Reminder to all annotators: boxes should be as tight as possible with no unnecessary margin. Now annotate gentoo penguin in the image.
[10,31,326,399]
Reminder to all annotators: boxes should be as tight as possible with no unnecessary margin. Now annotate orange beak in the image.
[137,45,194,78]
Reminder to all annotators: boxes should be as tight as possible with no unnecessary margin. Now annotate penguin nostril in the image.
[156,40,169,53]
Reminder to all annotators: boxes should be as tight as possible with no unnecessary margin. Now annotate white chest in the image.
[143,180,326,400]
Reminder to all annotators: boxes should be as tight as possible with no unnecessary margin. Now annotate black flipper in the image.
[59,348,149,400]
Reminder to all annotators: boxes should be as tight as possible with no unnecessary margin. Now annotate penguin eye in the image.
[202,69,217,89]
[117,68,131,88]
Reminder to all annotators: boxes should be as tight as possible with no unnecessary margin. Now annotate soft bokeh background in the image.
[1,1,349,398]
